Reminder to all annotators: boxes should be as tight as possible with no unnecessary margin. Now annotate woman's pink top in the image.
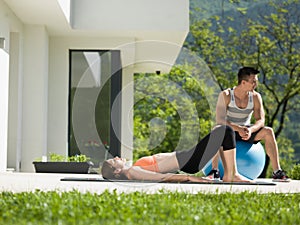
[126,152,180,181]
[133,156,159,172]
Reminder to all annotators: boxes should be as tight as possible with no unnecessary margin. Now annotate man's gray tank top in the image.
[226,88,254,126]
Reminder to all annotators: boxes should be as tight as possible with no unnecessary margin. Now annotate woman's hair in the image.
[101,160,128,180]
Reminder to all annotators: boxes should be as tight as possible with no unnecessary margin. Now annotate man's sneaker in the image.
[272,170,290,182]
[203,169,220,181]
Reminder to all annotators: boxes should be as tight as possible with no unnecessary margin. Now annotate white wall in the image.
[70,0,188,31]
[0,0,23,171]
[0,48,9,172]
[0,2,9,172]
[66,0,189,73]
[7,32,22,171]
[120,66,134,160]
[21,25,49,172]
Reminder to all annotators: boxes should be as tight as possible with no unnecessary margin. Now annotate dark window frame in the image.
[68,49,122,160]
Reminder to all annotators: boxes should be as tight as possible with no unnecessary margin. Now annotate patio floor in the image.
[1,172,299,194]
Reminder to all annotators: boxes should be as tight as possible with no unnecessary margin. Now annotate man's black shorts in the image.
[235,127,263,144]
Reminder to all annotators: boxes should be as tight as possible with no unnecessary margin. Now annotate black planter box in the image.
[33,161,93,174]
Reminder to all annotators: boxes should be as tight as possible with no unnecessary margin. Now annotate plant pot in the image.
[33,161,93,174]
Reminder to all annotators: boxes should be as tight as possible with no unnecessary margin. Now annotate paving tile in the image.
[0,172,299,194]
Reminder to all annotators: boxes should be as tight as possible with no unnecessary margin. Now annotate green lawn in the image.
[0,190,299,225]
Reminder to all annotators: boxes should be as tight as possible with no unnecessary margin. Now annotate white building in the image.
[0,0,189,172]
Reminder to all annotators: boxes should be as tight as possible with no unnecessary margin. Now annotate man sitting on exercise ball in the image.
[205,66,290,182]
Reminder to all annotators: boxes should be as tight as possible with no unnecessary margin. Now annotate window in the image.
[69,50,121,166]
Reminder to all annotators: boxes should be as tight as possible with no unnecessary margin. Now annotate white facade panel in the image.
[71,0,188,31]
[7,32,22,171]
[0,48,9,172]
[21,25,49,172]
[0,0,14,172]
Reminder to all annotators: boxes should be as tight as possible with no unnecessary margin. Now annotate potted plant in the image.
[33,153,94,174]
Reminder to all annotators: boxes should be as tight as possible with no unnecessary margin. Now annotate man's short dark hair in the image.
[237,67,259,84]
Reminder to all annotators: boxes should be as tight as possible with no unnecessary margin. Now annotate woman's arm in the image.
[163,174,209,183]
[127,166,209,183]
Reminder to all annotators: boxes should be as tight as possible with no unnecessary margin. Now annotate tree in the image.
[188,0,300,176]
[239,1,300,135]
[133,66,214,160]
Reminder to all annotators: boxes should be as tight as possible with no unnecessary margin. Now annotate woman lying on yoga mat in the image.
[101,125,250,183]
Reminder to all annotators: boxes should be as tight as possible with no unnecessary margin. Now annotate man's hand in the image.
[238,126,252,140]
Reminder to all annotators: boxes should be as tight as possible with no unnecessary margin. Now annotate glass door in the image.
[69,50,121,166]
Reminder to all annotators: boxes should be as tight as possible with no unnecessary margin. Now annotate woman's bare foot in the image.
[223,174,252,183]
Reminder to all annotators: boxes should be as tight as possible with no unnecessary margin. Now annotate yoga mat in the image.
[60,177,276,185]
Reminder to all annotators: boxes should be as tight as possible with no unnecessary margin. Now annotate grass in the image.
[0,190,299,225]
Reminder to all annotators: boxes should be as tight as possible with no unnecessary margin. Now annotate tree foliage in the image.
[133,66,214,160]
[186,0,300,174]
[238,0,300,137]
[188,0,300,138]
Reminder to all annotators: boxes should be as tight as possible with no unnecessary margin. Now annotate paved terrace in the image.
[0,172,299,194]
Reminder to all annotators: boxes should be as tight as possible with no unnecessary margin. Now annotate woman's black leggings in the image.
[175,125,236,174]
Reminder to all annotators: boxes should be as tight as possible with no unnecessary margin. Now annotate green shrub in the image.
[34,153,90,162]
[67,154,90,162]
[290,164,300,180]
[48,152,66,162]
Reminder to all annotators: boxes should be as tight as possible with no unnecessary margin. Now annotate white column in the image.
[21,25,48,172]
[120,67,134,161]
[7,32,22,171]
[0,45,9,172]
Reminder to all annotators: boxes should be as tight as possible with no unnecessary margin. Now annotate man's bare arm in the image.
[250,92,265,133]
